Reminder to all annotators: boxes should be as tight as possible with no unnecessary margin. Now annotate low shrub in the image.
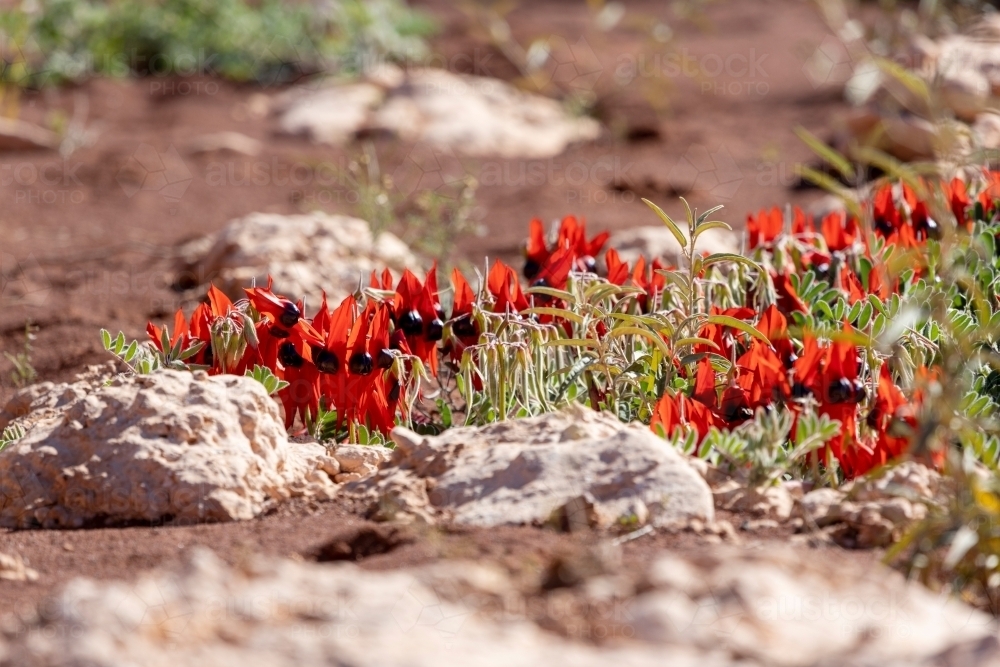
[0,0,435,87]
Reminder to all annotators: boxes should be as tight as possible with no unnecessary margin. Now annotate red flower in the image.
[632,256,667,313]
[446,268,479,361]
[605,247,630,285]
[736,340,789,410]
[487,259,530,314]
[524,215,609,278]
[651,391,717,442]
[820,211,859,252]
[394,266,442,375]
[748,207,783,248]
[944,177,970,228]
[771,270,808,314]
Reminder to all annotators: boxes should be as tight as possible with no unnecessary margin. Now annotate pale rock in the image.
[0,117,59,151]
[355,406,713,528]
[630,546,996,666]
[973,111,1000,150]
[607,224,739,268]
[879,114,938,160]
[0,552,38,582]
[0,370,338,528]
[797,487,844,527]
[938,67,992,122]
[334,472,364,484]
[846,461,941,501]
[277,68,600,159]
[333,444,393,476]
[796,463,937,548]
[781,480,805,500]
[2,548,697,667]
[278,82,385,144]
[713,483,794,520]
[187,211,418,305]
[187,131,262,156]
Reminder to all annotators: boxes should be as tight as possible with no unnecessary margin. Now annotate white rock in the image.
[187,131,262,156]
[0,117,59,151]
[5,548,704,667]
[333,444,393,475]
[0,370,339,528]
[798,487,844,526]
[279,82,386,144]
[846,461,940,501]
[973,111,1000,149]
[607,225,739,268]
[0,551,38,582]
[278,68,600,159]
[630,546,995,666]
[713,484,794,520]
[358,405,713,528]
[188,211,418,305]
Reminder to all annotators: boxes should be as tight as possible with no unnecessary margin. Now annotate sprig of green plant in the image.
[245,365,288,396]
[0,423,24,453]
[4,321,37,388]
[100,328,205,375]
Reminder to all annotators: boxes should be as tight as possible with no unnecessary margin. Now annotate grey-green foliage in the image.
[245,364,288,396]
[0,423,24,453]
[0,0,436,87]
[100,328,204,375]
[667,408,842,486]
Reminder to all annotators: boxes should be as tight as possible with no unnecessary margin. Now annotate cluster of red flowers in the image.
[646,178,981,476]
[144,176,988,477]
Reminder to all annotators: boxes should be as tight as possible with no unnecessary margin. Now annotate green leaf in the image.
[794,126,853,181]
[101,329,112,350]
[642,198,687,249]
[706,315,770,345]
[675,337,720,350]
[523,307,585,324]
[868,293,887,317]
[857,302,874,330]
[525,286,576,304]
[606,326,672,359]
[695,220,733,236]
[702,253,762,273]
[696,205,725,225]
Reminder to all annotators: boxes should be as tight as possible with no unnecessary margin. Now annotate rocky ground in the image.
[2,0,995,665]
[0,366,992,665]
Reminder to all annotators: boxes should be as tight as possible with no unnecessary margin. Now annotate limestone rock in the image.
[606,224,739,268]
[185,211,418,305]
[796,463,937,548]
[277,68,600,159]
[1,548,696,667]
[845,460,941,501]
[4,544,999,666]
[186,131,262,156]
[333,444,393,479]
[0,370,339,528]
[713,483,794,520]
[973,111,1000,150]
[0,117,59,152]
[279,82,386,145]
[0,552,38,582]
[630,547,996,666]
[355,406,714,528]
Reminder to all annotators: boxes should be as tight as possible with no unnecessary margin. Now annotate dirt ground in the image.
[0,0,870,613]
